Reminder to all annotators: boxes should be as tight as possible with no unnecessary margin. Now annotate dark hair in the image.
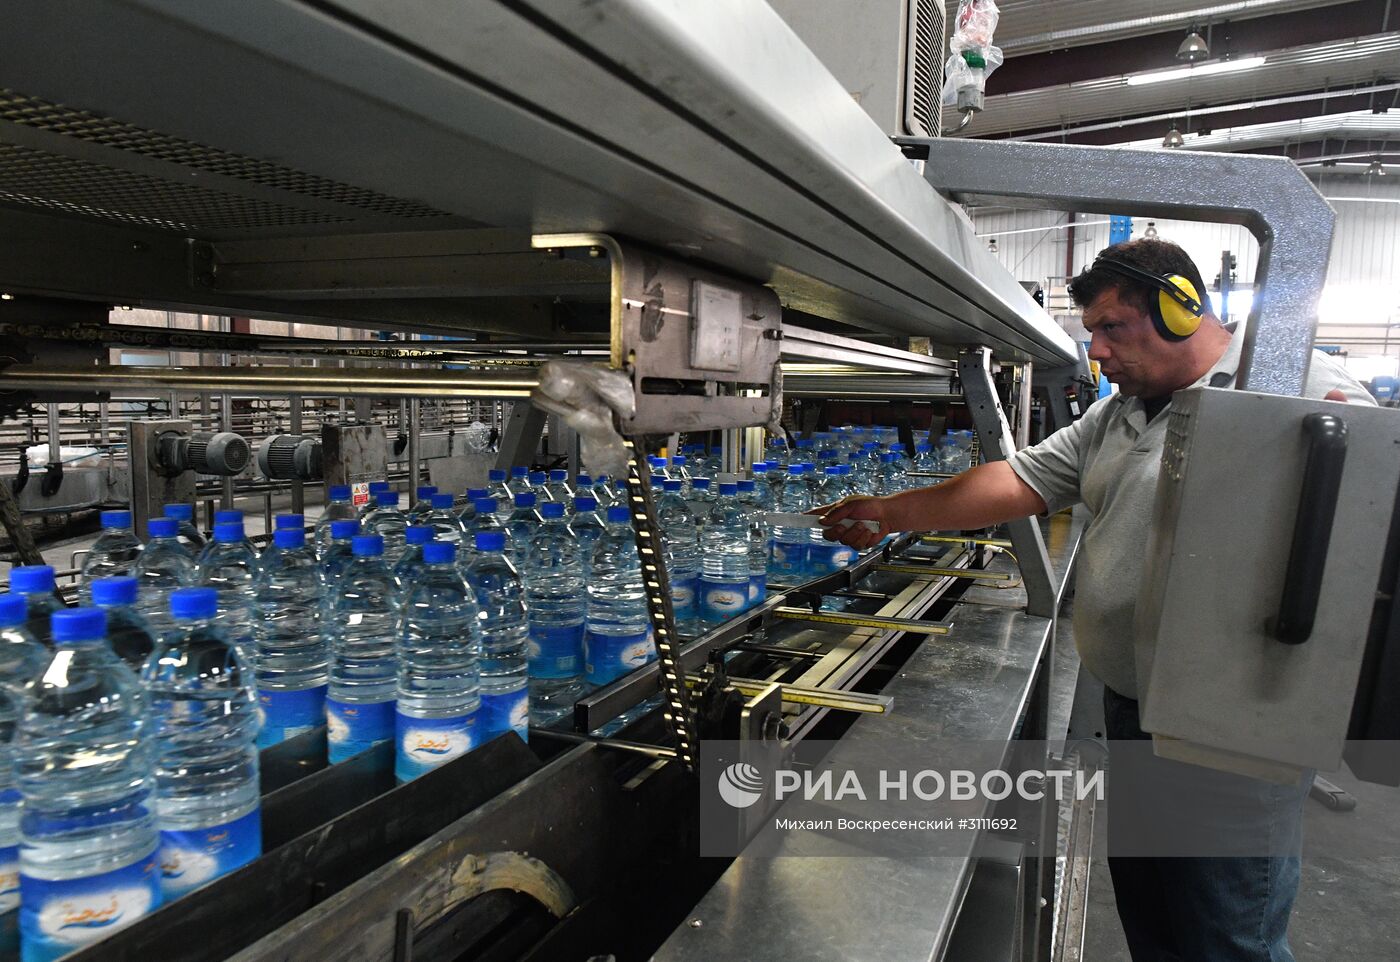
[1068,238,1212,316]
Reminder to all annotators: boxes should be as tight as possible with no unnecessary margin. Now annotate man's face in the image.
[1083,287,1187,399]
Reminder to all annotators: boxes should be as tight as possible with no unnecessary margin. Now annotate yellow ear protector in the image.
[1092,257,1206,342]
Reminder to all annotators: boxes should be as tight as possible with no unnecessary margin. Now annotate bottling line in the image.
[0,2,1396,962]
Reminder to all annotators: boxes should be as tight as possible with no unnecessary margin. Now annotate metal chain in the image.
[620,437,697,771]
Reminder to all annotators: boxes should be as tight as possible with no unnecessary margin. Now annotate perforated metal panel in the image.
[907,0,945,138]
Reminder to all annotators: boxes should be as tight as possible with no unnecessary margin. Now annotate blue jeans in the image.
[1103,687,1311,962]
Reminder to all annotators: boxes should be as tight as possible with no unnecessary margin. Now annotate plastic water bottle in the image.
[7,566,63,649]
[504,493,541,568]
[456,489,488,526]
[584,507,655,686]
[362,491,408,561]
[396,542,481,783]
[528,471,548,497]
[909,443,936,486]
[766,437,789,470]
[655,479,700,633]
[700,484,750,625]
[313,485,358,559]
[486,469,514,513]
[808,469,858,578]
[459,499,504,572]
[689,477,715,514]
[0,594,43,688]
[571,476,594,510]
[80,510,143,597]
[521,505,585,724]
[89,577,160,674]
[568,496,606,559]
[327,536,400,764]
[464,533,529,744]
[422,494,466,547]
[875,452,903,495]
[252,527,326,748]
[590,475,617,509]
[736,481,770,610]
[134,518,196,638]
[393,525,433,592]
[407,485,438,523]
[508,465,530,495]
[543,469,573,503]
[196,522,259,663]
[258,514,306,573]
[771,466,812,582]
[16,608,160,961]
[319,520,361,606]
[212,509,258,557]
[161,504,205,551]
[145,587,260,899]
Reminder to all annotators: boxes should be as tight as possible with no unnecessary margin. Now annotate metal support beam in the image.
[494,401,546,471]
[957,348,1057,617]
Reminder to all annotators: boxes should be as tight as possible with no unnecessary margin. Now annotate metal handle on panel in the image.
[1271,413,1348,645]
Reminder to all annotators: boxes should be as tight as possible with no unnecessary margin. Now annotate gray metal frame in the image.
[906,139,1335,398]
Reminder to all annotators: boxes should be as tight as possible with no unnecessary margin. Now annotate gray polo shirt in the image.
[1008,330,1375,699]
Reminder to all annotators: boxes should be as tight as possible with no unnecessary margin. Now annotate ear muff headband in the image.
[1092,257,1205,342]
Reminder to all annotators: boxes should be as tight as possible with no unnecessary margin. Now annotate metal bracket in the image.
[1034,342,1097,437]
[957,348,1058,618]
[904,138,1335,398]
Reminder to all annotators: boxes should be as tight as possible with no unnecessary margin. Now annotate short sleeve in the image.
[1007,414,1089,515]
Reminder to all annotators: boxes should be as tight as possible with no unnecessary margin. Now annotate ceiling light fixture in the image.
[1144,222,1160,239]
[1177,28,1210,63]
[1126,56,1266,87]
[988,237,999,253]
[1162,123,1185,149]
[1367,158,1387,176]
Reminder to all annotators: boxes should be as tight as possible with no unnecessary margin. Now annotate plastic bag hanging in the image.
[941,0,1003,115]
[528,360,636,481]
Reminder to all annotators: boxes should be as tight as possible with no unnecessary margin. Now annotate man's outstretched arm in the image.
[812,461,1048,551]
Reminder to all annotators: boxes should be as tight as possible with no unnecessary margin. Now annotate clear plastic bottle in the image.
[79,510,143,598]
[766,437,790,470]
[486,469,514,515]
[689,477,715,515]
[736,480,770,610]
[646,456,669,480]
[464,532,529,744]
[314,486,359,558]
[875,452,903,496]
[327,536,400,764]
[161,503,205,552]
[258,514,306,570]
[406,485,438,523]
[591,475,617,509]
[750,460,771,490]
[521,505,586,725]
[770,466,813,582]
[570,476,594,512]
[362,491,408,561]
[809,468,859,578]
[508,465,531,495]
[396,541,481,783]
[145,587,260,899]
[0,594,43,689]
[134,517,196,639]
[318,520,361,610]
[0,597,41,937]
[393,525,433,592]
[504,492,541,569]
[360,481,390,520]
[584,506,655,687]
[89,577,160,674]
[422,494,466,547]
[7,566,63,649]
[543,469,573,503]
[459,499,504,573]
[656,479,701,634]
[568,496,606,560]
[910,442,937,486]
[16,608,160,960]
[456,489,488,527]
[196,521,260,665]
[252,527,326,748]
[699,484,750,625]
[528,471,549,497]
[212,509,258,557]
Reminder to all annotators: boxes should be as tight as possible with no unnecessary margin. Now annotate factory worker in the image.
[817,237,1374,962]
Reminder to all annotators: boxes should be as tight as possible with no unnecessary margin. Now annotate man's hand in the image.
[808,496,892,552]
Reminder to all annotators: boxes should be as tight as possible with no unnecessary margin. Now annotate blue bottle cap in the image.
[100,510,132,529]
[473,531,505,552]
[466,488,487,500]
[417,485,438,499]
[352,535,385,557]
[529,471,546,483]
[663,479,682,492]
[328,485,352,501]
[10,565,55,594]
[648,456,666,468]
[275,514,304,529]
[376,491,400,507]
[576,474,593,487]
[147,517,178,539]
[473,498,498,514]
[431,493,455,510]
[274,528,305,549]
[540,502,565,519]
[489,469,507,482]
[848,452,862,461]
[606,506,631,524]
[214,509,243,523]
[738,480,756,492]
[52,608,106,644]
[511,466,529,478]
[788,465,804,475]
[369,481,390,493]
[330,520,360,540]
[671,455,687,466]
[768,438,786,448]
[751,462,769,474]
[550,469,568,481]
[719,482,738,496]
[574,496,597,512]
[0,594,24,627]
[882,453,897,463]
[796,438,813,448]
[404,525,432,546]
[212,522,244,543]
[163,503,193,521]
[170,587,218,621]
[422,541,457,564]
[826,466,843,475]
[692,478,711,489]
[514,492,537,508]
[91,576,138,607]
[917,443,932,453]
[650,474,667,487]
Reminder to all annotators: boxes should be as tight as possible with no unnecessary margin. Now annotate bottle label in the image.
[478,687,529,743]
[810,543,857,574]
[700,579,749,622]
[747,575,767,609]
[527,622,585,680]
[396,712,478,782]
[584,628,656,686]
[0,845,16,915]
[770,541,809,575]
[19,848,160,961]
[159,807,261,898]
[327,698,396,763]
[256,685,328,749]
[670,576,698,617]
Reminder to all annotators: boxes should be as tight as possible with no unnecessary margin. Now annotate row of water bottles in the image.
[757,426,976,476]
